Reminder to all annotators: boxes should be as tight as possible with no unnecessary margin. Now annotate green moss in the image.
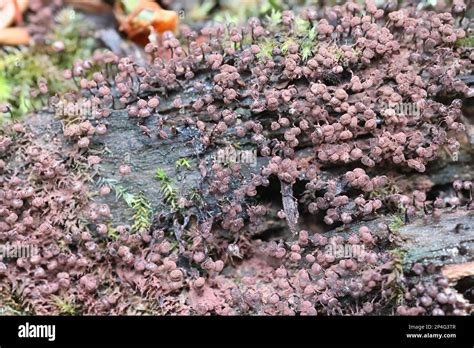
[0,292,29,315]
[256,39,275,60]
[0,8,97,123]
[106,222,120,240]
[255,13,317,62]
[387,248,408,306]
[130,192,152,233]
[294,16,310,36]
[209,0,283,24]
[188,0,215,21]
[300,26,317,61]
[455,35,474,48]
[155,168,179,209]
[389,213,405,232]
[99,178,152,234]
[51,295,77,315]
[189,187,203,205]
[214,11,239,25]
[266,8,282,28]
[51,9,96,69]
[155,168,169,182]
[113,184,135,207]
[281,38,297,54]
[175,157,192,170]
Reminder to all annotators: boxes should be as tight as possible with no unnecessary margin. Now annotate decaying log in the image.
[21,65,474,266]
[322,208,474,287]
[12,90,474,309]
[397,209,473,269]
[280,179,299,235]
[442,262,474,281]
[26,106,474,235]
[24,107,474,265]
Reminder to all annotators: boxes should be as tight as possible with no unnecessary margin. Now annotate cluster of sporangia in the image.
[27,0,64,44]
[1,0,472,315]
[397,263,469,316]
[0,124,208,314]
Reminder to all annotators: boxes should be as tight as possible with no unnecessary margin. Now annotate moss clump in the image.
[131,192,152,233]
[99,178,152,233]
[175,157,192,170]
[0,8,97,123]
[155,168,179,209]
[455,34,474,47]
[388,214,405,232]
[387,249,408,307]
[51,295,78,315]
